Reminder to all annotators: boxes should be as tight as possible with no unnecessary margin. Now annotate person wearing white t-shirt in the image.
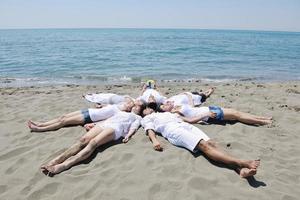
[141,108,260,178]
[28,100,135,132]
[164,88,214,107]
[41,111,142,176]
[83,93,134,106]
[137,88,167,105]
[160,103,272,126]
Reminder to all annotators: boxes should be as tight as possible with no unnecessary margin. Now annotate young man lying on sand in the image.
[160,103,272,126]
[141,107,260,178]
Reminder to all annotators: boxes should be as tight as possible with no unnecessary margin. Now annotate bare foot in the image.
[95,104,103,108]
[242,159,260,169]
[263,116,273,120]
[239,168,257,178]
[28,121,40,132]
[27,121,35,131]
[262,119,272,125]
[204,87,215,97]
[29,120,41,126]
[40,165,55,176]
[27,121,32,129]
[40,164,66,176]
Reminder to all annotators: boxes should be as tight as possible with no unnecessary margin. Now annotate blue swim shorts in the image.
[208,106,224,121]
[81,109,93,124]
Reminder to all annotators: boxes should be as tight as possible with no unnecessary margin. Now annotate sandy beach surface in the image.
[0,81,299,200]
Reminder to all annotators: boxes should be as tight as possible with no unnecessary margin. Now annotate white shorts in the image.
[164,123,210,152]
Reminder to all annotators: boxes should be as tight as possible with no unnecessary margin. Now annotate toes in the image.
[240,168,257,178]
[40,166,49,175]
[27,121,32,129]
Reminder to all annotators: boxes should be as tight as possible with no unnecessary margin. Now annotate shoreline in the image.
[1,76,300,89]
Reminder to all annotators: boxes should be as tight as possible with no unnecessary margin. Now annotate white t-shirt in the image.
[84,93,133,105]
[165,92,203,106]
[141,112,182,138]
[179,105,210,121]
[137,89,167,104]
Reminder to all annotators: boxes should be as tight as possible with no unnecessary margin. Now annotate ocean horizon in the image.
[1,28,299,87]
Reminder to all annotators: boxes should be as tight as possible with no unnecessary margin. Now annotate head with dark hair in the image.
[142,107,155,116]
[132,103,146,116]
[147,102,158,111]
[159,101,174,112]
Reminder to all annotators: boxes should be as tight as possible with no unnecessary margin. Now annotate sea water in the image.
[0,28,299,86]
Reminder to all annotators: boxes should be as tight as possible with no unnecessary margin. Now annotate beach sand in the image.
[0,81,299,200]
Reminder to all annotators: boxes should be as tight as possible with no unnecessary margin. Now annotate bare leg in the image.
[255,116,273,120]
[202,87,215,97]
[42,128,115,176]
[197,140,260,178]
[30,111,82,127]
[41,126,103,173]
[222,108,272,125]
[29,113,85,132]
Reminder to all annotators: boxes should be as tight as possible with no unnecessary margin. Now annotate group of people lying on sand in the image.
[28,80,272,178]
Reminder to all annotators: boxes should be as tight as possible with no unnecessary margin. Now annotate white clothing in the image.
[84,93,133,105]
[97,111,142,140]
[165,92,203,106]
[179,105,210,121]
[88,105,120,122]
[137,89,166,104]
[141,112,209,151]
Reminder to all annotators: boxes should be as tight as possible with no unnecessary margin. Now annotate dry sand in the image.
[0,81,299,200]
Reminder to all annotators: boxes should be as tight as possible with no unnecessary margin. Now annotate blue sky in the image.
[0,0,299,31]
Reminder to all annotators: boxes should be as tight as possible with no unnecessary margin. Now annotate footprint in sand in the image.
[27,182,60,200]
[120,153,134,162]
[0,185,8,194]
[0,146,31,161]
[187,176,218,190]
[148,183,162,200]
[5,157,26,175]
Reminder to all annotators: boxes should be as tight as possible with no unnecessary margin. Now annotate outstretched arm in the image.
[123,116,141,143]
[183,93,194,107]
[180,112,216,123]
[147,129,163,151]
[122,128,138,143]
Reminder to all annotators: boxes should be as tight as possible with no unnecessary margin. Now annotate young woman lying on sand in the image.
[41,110,142,176]
[83,80,165,106]
[83,93,144,108]
[141,107,260,178]
[163,88,214,107]
[28,100,144,132]
[159,103,272,126]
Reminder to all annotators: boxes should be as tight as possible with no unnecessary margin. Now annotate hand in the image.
[122,137,129,143]
[95,104,103,108]
[153,141,163,151]
[209,111,217,118]
[84,123,95,131]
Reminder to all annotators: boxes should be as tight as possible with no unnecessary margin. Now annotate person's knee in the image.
[59,115,68,125]
[79,136,90,147]
[197,140,211,152]
[207,140,217,148]
[87,139,98,150]
[231,109,241,118]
